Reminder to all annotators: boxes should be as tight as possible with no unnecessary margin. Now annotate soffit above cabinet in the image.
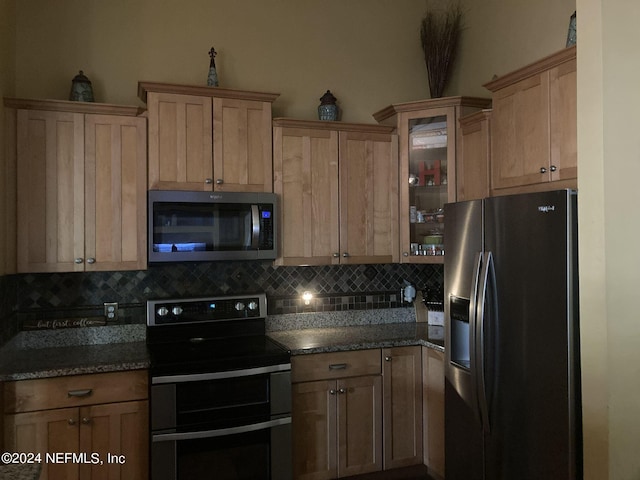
[3,97,145,116]
[137,81,280,104]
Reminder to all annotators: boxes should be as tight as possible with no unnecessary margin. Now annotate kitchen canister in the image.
[318,90,339,121]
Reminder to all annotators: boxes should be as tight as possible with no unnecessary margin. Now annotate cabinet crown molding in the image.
[372,96,492,123]
[3,97,145,116]
[272,117,395,134]
[483,45,577,92]
[138,81,280,103]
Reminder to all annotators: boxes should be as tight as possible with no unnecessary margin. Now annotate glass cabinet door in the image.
[400,107,455,263]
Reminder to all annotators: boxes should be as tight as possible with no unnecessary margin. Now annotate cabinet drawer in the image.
[292,349,381,383]
[4,370,148,413]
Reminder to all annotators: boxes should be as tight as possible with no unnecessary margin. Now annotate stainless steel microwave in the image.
[148,190,277,263]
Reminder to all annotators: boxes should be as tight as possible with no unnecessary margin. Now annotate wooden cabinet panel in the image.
[382,346,423,469]
[458,110,492,201]
[549,58,577,181]
[337,375,383,477]
[292,349,381,383]
[423,347,444,478]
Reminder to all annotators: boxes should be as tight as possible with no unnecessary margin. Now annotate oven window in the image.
[176,375,270,428]
[177,429,270,480]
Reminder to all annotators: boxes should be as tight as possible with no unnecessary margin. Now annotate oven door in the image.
[151,366,291,480]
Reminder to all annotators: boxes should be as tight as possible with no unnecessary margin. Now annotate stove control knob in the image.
[248,301,259,311]
[235,302,245,311]
[171,306,183,316]
[157,306,169,317]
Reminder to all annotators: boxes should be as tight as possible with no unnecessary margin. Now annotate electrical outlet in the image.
[104,302,118,321]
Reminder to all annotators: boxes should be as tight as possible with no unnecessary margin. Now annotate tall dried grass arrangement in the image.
[420,4,463,98]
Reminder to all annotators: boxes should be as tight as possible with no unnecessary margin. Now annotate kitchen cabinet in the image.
[457,109,492,201]
[373,97,490,264]
[292,349,383,479]
[4,98,147,273]
[423,347,444,478]
[273,118,398,266]
[484,46,577,194]
[382,346,423,469]
[3,370,148,480]
[139,82,279,192]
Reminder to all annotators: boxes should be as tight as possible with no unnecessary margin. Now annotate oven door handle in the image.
[152,416,292,442]
[151,363,291,384]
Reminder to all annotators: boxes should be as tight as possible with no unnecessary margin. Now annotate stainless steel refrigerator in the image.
[443,189,581,480]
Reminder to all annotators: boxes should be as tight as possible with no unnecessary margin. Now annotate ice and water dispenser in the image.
[449,295,471,369]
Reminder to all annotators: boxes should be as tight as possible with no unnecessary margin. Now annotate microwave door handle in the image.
[251,204,260,249]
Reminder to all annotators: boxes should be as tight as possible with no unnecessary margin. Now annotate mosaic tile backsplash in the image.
[0,262,443,339]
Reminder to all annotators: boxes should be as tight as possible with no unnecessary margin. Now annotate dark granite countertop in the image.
[268,322,444,355]
[0,463,41,480]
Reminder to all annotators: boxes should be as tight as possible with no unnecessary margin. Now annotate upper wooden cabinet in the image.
[457,109,492,201]
[484,46,577,194]
[4,98,147,273]
[373,97,491,264]
[273,118,398,266]
[139,82,279,192]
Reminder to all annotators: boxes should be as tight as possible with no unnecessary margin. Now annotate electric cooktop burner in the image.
[146,293,290,377]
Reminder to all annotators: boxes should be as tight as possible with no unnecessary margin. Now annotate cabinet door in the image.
[5,407,81,480]
[337,375,383,477]
[273,126,339,265]
[490,73,550,189]
[423,347,445,477]
[292,380,337,480]
[382,346,423,469]
[549,58,577,182]
[339,131,399,264]
[84,115,147,271]
[16,109,85,273]
[212,97,273,192]
[79,400,149,480]
[147,92,213,190]
[458,111,491,201]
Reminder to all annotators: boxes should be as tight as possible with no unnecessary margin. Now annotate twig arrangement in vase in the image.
[420,4,463,98]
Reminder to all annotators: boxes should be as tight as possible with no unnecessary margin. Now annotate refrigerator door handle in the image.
[469,251,483,426]
[476,251,495,433]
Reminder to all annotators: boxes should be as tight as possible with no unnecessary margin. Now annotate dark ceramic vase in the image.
[318,90,338,121]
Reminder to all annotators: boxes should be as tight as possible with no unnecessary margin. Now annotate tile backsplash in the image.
[0,262,443,340]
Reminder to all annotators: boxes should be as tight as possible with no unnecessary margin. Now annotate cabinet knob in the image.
[338,388,346,394]
[385,356,392,362]
[332,253,340,258]
[330,389,337,395]
[216,178,224,185]
[403,252,409,257]
[205,178,213,184]
[74,258,84,264]
[68,419,77,425]
[86,257,96,264]
[550,165,557,172]
[342,252,350,258]
[540,167,547,174]
[81,417,91,425]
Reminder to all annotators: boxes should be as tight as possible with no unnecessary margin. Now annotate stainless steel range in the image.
[146,293,292,480]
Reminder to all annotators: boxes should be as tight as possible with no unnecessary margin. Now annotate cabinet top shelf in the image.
[137,81,280,104]
[3,97,145,116]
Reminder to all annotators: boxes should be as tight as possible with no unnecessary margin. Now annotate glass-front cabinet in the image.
[374,97,491,263]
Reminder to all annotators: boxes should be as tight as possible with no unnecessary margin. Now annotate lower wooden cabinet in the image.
[3,370,148,480]
[423,347,445,478]
[382,346,423,469]
[292,350,383,479]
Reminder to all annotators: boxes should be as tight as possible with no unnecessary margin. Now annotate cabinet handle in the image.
[540,167,547,174]
[68,419,77,426]
[81,417,91,425]
[329,389,337,395]
[329,363,347,370]
[86,257,96,264]
[550,165,557,172]
[385,356,392,362]
[68,389,93,398]
[332,253,340,258]
[338,388,346,394]
[403,252,409,257]
[216,178,224,185]
[205,178,213,184]
[342,252,350,258]
[74,258,84,264]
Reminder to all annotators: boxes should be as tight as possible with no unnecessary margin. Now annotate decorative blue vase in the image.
[318,90,338,121]
[69,71,94,102]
